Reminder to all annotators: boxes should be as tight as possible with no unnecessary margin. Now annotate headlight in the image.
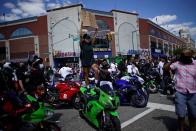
[63,94,67,99]
[103,102,112,109]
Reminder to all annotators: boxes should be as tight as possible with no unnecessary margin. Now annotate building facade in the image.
[1,4,193,66]
[47,4,139,66]
[0,16,49,64]
[139,18,187,57]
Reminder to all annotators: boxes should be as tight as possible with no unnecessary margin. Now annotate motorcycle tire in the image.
[38,122,60,131]
[72,93,81,109]
[147,83,158,93]
[131,92,147,108]
[98,115,121,131]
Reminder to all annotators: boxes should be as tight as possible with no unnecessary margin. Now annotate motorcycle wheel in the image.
[98,115,121,131]
[72,93,81,109]
[38,122,60,131]
[147,83,158,93]
[131,92,147,108]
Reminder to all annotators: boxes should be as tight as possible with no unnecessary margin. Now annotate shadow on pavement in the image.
[152,116,189,131]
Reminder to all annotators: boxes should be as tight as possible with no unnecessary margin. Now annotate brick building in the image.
[47,4,139,66]
[0,16,49,64]
[1,4,193,66]
[139,18,187,57]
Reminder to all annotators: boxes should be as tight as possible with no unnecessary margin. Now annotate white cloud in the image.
[150,15,177,25]
[17,0,46,16]
[11,8,23,15]
[161,22,196,37]
[0,13,21,21]
[47,3,61,9]
[66,0,72,4]
[190,27,196,36]
[21,13,30,18]
[131,10,137,14]
[4,2,15,9]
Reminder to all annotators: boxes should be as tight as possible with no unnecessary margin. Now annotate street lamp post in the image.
[49,17,79,66]
[132,30,139,54]
[69,34,76,61]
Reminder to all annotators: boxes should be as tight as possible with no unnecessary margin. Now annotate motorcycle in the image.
[0,94,60,131]
[114,75,149,108]
[141,74,158,93]
[78,85,121,131]
[140,67,161,93]
[21,94,60,131]
[45,79,81,109]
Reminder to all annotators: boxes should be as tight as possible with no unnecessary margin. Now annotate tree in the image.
[173,48,183,56]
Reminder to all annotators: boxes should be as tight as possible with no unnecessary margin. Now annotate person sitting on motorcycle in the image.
[0,63,39,131]
[108,60,117,74]
[99,59,113,90]
[116,58,127,79]
[127,62,140,76]
[58,64,73,81]
[27,57,46,93]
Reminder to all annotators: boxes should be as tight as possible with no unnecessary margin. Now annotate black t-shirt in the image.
[80,41,93,60]
[99,69,112,81]
[80,41,94,67]
[16,69,26,85]
[28,69,45,87]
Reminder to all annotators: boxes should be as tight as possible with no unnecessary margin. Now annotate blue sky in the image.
[0,0,196,43]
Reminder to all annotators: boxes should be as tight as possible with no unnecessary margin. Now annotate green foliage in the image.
[173,48,183,56]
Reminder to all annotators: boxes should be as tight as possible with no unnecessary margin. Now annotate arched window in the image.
[11,27,33,38]
[0,33,5,40]
[96,20,109,30]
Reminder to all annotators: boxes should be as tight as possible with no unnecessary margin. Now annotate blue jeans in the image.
[175,91,196,118]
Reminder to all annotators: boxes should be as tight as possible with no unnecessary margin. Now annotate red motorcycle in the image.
[46,80,81,109]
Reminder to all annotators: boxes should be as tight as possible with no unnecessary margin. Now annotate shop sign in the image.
[93,48,111,52]
[155,49,161,53]
[54,50,77,58]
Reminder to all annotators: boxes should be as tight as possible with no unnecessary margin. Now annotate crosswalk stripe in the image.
[147,102,175,112]
[121,108,155,129]
[121,102,175,128]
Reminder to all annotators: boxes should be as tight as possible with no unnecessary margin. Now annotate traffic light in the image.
[106,33,109,41]
[106,33,112,41]
[108,33,112,41]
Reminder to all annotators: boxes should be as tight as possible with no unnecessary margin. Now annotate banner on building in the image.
[53,50,79,58]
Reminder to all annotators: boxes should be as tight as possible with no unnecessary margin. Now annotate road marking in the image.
[121,108,155,129]
[147,102,175,112]
[121,102,175,128]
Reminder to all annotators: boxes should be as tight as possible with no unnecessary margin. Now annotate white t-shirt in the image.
[127,64,139,75]
[109,63,117,72]
[58,67,73,79]
[158,61,164,75]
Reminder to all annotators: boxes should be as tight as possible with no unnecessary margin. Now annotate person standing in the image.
[80,22,99,88]
[158,58,165,76]
[167,49,196,131]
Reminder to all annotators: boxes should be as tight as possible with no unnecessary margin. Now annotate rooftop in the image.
[83,8,113,16]
[0,16,37,27]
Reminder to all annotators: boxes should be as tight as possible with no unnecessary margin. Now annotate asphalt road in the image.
[53,93,182,131]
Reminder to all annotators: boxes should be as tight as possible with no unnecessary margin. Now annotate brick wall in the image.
[9,37,34,59]
[139,19,149,49]
[0,15,48,64]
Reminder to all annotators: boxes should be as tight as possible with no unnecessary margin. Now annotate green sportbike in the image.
[78,85,121,131]
[21,95,61,131]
